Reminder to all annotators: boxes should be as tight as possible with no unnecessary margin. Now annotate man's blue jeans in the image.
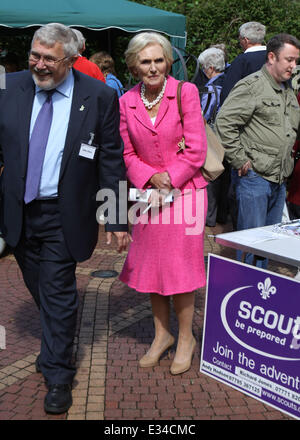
[235,169,286,268]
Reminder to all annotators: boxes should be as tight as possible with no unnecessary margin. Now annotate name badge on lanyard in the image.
[79,132,98,160]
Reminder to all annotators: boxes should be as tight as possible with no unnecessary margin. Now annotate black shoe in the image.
[44,384,72,414]
[35,355,41,373]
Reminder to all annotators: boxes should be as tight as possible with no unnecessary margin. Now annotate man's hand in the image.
[238,160,252,176]
[106,231,132,253]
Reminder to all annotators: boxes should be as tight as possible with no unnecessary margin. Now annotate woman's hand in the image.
[148,188,172,208]
[149,172,173,191]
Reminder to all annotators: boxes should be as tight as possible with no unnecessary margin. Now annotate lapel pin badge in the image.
[79,105,85,111]
[177,136,186,153]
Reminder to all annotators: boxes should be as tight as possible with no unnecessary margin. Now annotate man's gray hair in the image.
[239,22,266,44]
[32,23,78,57]
[198,48,225,73]
[71,28,86,52]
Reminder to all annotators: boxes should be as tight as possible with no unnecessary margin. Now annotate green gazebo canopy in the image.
[0,0,186,46]
[0,0,186,77]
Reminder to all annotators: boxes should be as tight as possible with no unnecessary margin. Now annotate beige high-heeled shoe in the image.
[170,336,196,375]
[139,335,175,368]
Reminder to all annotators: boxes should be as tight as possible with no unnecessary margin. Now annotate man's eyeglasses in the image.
[28,52,71,66]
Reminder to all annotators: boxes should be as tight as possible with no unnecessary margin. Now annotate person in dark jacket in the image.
[0,23,130,415]
[220,21,267,105]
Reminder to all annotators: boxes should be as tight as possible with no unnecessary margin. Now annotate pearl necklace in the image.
[140,78,167,110]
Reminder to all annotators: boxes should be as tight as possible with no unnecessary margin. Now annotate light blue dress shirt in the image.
[30,70,74,198]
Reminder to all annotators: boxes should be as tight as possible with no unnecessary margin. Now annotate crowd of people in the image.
[198,22,300,269]
[0,21,299,416]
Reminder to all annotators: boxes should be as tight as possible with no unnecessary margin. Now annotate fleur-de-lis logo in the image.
[257,277,276,300]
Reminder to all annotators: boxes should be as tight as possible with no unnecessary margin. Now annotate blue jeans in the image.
[235,169,286,268]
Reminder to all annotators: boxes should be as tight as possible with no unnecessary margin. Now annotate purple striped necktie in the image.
[24,89,55,204]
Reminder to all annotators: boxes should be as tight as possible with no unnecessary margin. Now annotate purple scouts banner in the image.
[200,254,300,419]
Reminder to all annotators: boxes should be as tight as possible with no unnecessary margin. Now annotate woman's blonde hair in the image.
[125,32,173,78]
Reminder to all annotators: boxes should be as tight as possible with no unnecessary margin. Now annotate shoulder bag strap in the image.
[177,80,207,126]
[177,80,184,125]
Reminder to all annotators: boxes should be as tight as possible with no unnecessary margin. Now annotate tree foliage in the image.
[0,0,300,82]
[132,0,300,62]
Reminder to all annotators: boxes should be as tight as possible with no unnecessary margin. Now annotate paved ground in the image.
[0,222,297,421]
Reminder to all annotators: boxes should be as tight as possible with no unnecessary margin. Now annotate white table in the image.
[215,224,300,268]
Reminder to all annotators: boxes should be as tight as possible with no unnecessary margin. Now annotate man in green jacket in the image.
[215,33,300,267]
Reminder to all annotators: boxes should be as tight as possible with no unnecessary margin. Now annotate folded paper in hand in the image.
[128,188,174,203]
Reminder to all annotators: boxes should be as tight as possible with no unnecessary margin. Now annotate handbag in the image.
[177,81,225,182]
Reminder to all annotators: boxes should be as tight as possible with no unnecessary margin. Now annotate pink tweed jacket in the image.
[119,75,207,191]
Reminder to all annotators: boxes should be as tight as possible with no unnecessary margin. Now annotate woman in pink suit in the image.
[119,32,207,375]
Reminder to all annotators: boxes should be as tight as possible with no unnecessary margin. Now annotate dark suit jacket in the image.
[0,69,127,261]
[220,50,267,105]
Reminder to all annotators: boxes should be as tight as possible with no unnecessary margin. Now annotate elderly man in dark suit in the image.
[220,21,267,105]
[0,23,130,414]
